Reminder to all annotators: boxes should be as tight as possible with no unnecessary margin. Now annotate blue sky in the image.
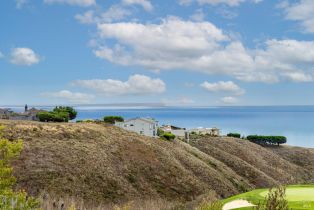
[1,0,314,106]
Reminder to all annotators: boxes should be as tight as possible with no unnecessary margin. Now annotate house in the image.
[0,108,13,119]
[0,105,42,121]
[9,108,42,121]
[189,127,220,137]
[159,125,187,137]
[115,118,158,137]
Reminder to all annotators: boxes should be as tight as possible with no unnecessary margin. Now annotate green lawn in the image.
[223,185,314,210]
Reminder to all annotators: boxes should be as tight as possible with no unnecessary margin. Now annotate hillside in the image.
[1,120,314,208]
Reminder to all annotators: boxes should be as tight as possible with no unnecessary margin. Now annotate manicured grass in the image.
[223,185,314,210]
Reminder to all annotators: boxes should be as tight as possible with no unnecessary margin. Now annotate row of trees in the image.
[246,135,287,146]
[227,133,241,138]
[37,106,77,122]
[227,132,287,146]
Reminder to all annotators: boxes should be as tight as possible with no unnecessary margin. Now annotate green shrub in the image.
[36,107,76,122]
[227,133,241,138]
[157,128,165,136]
[37,111,53,122]
[83,119,95,123]
[103,116,124,124]
[197,201,223,210]
[37,111,69,122]
[161,133,176,141]
[255,186,289,210]
[246,135,287,146]
[53,106,77,120]
[52,111,69,122]
[0,126,40,209]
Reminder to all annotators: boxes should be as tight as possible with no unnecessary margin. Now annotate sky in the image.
[1,0,314,106]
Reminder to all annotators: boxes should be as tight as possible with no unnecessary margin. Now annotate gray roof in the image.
[0,108,11,114]
[124,117,158,124]
[160,125,185,130]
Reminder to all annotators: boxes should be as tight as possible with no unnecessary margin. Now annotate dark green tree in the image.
[227,133,241,138]
[247,135,287,146]
[37,111,69,122]
[53,106,77,120]
[103,116,124,124]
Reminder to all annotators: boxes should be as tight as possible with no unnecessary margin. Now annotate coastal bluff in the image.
[1,120,313,207]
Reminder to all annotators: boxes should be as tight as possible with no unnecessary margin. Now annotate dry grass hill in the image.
[0,120,313,208]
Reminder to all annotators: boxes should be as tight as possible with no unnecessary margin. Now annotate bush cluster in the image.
[103,116,124,124]
[37,111,70,122]
[161,132,176,141]
[227,133,241,138]
[246,135,287,146]
[37,106,77,122]
[53,106,77,120]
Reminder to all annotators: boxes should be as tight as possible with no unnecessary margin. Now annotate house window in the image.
[130,124,134,126]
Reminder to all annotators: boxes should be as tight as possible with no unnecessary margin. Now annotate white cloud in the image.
[92,17,314,83]
[75,6,131,24]
[75,10,95,24]
[201,81,245,95]
[0,51,4,58]
[220,96,238,104]
[44,0,96,7]
[178,0,193,6]
[190,9,206,22]
[282,72,314,82]
[73,74,166,96]
[281,0,314,33]
[10,48,41,66]
[216,8,238,19]
[178,0,262,6]
[42,90,94,103]
[122,0,153,11]
[94,16,229,69]
[16,0,27,9]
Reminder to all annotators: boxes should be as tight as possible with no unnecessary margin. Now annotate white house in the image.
[189,127,220,137]
[159,125,187,137]
[115,118,158,137]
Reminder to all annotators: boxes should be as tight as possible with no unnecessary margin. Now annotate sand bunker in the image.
[223,199,256,210]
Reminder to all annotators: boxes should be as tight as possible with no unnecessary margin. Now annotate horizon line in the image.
[1,103,314,108]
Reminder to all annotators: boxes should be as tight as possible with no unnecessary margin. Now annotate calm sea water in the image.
[75,106,314,148]
[5,106,314,148]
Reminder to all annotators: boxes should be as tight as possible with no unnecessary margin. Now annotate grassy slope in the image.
[190,136,314,188]
[1,120,314,206]
[223,185,314,210]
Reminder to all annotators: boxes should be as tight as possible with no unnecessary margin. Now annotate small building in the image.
[159,125,187,137]
[0,108,13,119]
[115,118,158,137]
[8,108,41,121]
[189,127,221,137]
[0,105,42,121]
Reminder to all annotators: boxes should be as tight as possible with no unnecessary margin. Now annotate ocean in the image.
[5,105,314,148]
[75,106,314,148]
